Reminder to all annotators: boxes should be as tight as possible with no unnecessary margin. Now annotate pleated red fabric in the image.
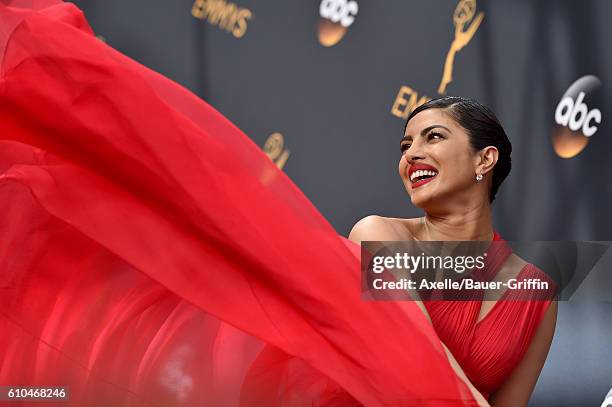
[423,235,556,400]
[0,2,552,406]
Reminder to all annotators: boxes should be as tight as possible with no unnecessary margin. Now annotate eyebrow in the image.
[401,124,452,143]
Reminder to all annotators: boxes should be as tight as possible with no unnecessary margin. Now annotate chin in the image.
[409,186,448,211]
[409,192,432,209]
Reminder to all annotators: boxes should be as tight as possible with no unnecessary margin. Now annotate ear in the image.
[476,146,499,175]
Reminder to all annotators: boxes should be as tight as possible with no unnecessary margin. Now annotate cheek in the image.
[441,155,474,184]
[398,155,408,180]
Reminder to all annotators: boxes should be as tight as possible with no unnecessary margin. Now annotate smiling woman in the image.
[0,1,556,405]
[0,3,509,407]
[350,97,557,406]
[398,97,512,212]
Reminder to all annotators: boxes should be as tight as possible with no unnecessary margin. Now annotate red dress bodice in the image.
[424,232,556,398]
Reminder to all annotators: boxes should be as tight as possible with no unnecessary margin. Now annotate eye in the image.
[400,142,411,153]
[427,131,444,141]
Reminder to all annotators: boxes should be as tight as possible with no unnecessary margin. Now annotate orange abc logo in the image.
[320,0,358,27]
[317,0,358,47]
[552,75,603,158]
[555,92,601,137]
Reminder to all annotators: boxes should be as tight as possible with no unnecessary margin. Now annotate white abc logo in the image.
[555,91,602,137]
[320,0,358,28]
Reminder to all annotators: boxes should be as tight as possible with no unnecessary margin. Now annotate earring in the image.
[476,173,483,182]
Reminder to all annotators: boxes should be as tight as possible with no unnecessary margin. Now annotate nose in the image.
[404,140,425,165]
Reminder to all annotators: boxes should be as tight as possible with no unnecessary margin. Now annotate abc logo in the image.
[317,0,358,47]
[555,91,601,137]
[319,0,358,28]
[551,75,603,158]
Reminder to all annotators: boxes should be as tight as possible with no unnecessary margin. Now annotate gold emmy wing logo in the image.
[438,0,484,94]
[263,133,290,169]
[317,0,358,47]
[191,0,252,38]
[391,0,484,119]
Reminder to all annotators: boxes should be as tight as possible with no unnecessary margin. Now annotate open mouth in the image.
[409,168,438,188]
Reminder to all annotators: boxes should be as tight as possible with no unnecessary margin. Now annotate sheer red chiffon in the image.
[0,2,478,405]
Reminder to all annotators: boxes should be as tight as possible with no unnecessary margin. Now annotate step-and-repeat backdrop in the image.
[72,0,612,405]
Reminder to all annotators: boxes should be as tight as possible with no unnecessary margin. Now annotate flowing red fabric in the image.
[0,2,478,406]
[0,2,555,406]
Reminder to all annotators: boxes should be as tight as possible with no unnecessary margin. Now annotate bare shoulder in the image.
[348,215,391,243]
[348,215,419,243]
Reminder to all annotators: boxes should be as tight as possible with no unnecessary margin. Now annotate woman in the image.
[349,97,558,406]
[0,2,552,406]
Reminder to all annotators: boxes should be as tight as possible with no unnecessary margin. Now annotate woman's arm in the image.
[488,301,558,406]
[442,343,491,407]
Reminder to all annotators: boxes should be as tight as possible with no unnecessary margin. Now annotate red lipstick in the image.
[407,163,438,189]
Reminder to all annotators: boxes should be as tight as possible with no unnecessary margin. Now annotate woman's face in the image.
[398,108,480,210]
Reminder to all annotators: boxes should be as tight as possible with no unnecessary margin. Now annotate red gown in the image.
[0,2,553,406]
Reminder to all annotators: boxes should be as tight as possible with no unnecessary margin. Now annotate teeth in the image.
[410,169,438,183]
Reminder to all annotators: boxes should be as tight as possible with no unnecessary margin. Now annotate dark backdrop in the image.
[70,1,612,405]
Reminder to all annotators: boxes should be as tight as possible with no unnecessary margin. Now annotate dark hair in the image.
[404,96,512,202]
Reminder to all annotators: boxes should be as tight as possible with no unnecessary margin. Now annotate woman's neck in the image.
[419,201,494,241]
